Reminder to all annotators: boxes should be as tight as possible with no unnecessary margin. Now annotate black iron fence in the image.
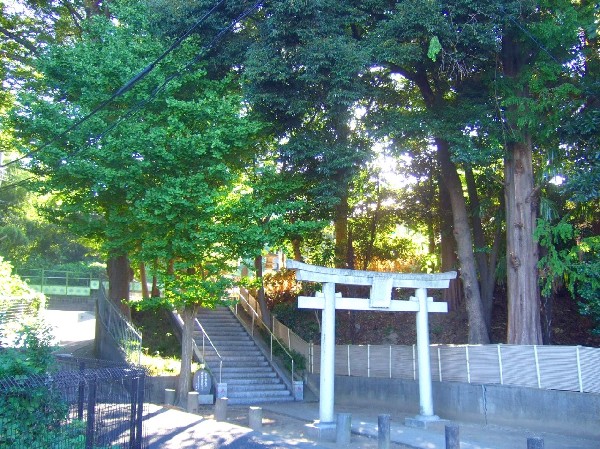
[0,356,147,449]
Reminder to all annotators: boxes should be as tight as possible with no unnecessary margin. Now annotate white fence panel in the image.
[498,345,539,388]
[469,345,502,384]
[579,346,600,394]
[439,345,469,383]
[370,345,392,378]
[349,345,369,377]
[537,345,580,391]
[391,345,415,380]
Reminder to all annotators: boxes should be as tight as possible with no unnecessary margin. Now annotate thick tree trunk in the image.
[465,167,496,329]
[437,139,489,343]
[334,193,350,268]
[439,177,463,311]
[176,305,197,407]
[502,31,543,345]
[107,253,131,319]
[504,138,543,344]
[139,262,149,299]
[291,237,304,261]
[254,255,272,328]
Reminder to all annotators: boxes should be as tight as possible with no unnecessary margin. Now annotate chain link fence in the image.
[97,284,142,365]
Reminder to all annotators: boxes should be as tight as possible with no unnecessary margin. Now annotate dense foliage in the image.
[0,0,598,355]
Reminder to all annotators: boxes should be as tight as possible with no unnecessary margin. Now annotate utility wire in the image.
[1,0,227,170]
[0,0,264,193]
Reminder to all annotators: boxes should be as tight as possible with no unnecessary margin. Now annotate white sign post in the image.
[286,260,456,437]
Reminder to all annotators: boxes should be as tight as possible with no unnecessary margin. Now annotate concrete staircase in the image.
[195,307,294,405]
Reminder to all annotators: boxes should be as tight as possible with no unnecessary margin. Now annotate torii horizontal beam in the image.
[287,260,456,288]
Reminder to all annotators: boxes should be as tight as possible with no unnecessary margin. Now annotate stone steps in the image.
[194,307,293,405]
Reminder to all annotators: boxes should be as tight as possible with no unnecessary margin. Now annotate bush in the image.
[0,320,87,449]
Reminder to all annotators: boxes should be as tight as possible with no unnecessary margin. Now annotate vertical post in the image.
[378,414,391,449]
[135,373,145,449]
[215,397,228,422]
[466,346,471,384]
[130,376,139,447]
[249,406,263,431]
[85,377,97,449]
[78,361,85,420]
[347,345,350,376]
[445,424,460,449]
[415,288,436,419]
[534,345,541,388]
[576,346,583,393]
[438,347,442,382]
[412,344,417,381]
[368,344,371,378]
[320,282,336,423]
[497,344,504,385]
[389,345,392,379]
[336,413,352,445]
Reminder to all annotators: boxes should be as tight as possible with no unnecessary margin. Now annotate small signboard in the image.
[193,369,212,395]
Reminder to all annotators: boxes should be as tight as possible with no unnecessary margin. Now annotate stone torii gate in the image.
[286,260,457,435]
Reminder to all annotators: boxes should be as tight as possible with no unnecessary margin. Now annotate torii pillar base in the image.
[305,421,336,442]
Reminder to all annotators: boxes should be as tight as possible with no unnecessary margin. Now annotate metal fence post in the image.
[129,376,139,447]
[78,361,86,420]
[135,373,145,449]
[576,346,583,392]
[534,345,541,388]
[85,377,97,449]
[466,345,471,384]
[438,346,443,382]
[497,344,504,385]
[347,344,351,376]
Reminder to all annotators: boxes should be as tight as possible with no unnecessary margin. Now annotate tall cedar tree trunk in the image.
[107,254,131,319]
[502,33,543,345]
[254,255,272,328]
[176,305,198,406]
[439,176,463,311]
[437,139,489,343]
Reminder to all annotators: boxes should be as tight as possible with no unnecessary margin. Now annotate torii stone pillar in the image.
[286,260,456,437]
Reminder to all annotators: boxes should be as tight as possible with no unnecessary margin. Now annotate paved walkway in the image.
[142,399,599,449]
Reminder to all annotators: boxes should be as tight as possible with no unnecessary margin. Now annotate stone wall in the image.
[305,374,600,438]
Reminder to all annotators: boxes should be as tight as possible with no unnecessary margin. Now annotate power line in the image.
[0,0,264,194]
[1,0,227,170]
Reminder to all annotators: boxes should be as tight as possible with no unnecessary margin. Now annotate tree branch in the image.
[0,25,37,54]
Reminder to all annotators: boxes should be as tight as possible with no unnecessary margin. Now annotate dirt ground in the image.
[196,405,412,449]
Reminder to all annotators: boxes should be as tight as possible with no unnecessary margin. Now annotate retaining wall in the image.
[305,373,600,438]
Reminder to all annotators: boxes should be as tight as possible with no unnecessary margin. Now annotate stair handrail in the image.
[171,310,222,384]
[194,317,223,384]
[231,287,295,384]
